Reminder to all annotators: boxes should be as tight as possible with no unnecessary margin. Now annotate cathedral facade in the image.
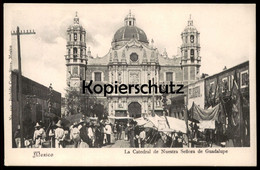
[65,12,201,118]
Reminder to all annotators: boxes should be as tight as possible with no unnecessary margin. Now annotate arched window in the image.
[190,49,194,63]
[74,33,77,41]
[73,48,77,60]
[190,35,194,43]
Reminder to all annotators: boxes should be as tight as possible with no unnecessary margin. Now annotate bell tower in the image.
[65,12,87,89]
[180,15,201,85]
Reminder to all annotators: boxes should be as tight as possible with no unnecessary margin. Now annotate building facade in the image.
[187,79,205,109]
[65,12,202,117]
[11,70,61,135]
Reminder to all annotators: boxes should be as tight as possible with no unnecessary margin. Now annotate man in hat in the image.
[55,120,65,148]
[104,121,112,145]
[70,122,80,148]
[79,121,90,148]
[33,122,46,148]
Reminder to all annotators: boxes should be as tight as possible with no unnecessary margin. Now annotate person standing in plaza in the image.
[33,122,46,148]
[124,123,129,141]
[128,121,135,148]
[87,122,94,147]
[55,120,65,148]
[94,123,102,148]
[105,121,112,144]
[116,122,123,140]
[134,123,140,148]
[100,121,105,146]
[139,127,146,148]
[48,118,58,148]
[14,125,21,148]
[79,121,90,148]
[70,122,81,148]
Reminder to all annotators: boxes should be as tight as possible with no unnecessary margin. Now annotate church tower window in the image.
[190,49,194,63]
[73,48,77,61]
[190,35,194,43]
[74,33,77,41]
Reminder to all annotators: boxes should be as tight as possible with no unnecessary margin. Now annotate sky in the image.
[4,4,255,97]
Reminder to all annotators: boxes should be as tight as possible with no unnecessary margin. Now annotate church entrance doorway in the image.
[128,102,141,118]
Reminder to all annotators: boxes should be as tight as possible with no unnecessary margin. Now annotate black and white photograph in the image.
[4,3,256,166]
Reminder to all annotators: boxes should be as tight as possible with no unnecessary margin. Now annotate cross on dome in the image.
[188,14,193,26]
[74,11,79,24]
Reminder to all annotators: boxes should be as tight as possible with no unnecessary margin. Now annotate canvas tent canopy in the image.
[144,115,189,133]
[189,102,224,122]
[188,102,225,130]
[107,116,134,124]
[165,116,189,133]
[133,117,147,126]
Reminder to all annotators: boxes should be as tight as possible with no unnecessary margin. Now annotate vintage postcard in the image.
[4,3,256,166]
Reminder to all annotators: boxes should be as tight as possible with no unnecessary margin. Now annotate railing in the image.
[181,43,200,48]
[67,41,86,46]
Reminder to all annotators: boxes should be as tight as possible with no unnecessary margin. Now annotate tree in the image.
[92,102,107,120]
[65,87,107,117]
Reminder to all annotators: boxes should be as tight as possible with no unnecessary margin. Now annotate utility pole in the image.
[162,82,168,116]
[11,27,36,148]
[152,78,155,117]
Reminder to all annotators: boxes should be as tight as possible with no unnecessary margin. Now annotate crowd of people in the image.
[13,118,115,148]
[14,115,202,148]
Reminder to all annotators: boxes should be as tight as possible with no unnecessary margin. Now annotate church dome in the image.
[112,25,149,43]
[112,11,149,45]
[182,15,198,33]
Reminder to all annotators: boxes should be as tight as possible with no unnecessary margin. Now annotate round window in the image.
[130,53,138,62]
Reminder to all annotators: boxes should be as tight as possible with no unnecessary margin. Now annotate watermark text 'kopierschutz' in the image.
[82,80,184,96]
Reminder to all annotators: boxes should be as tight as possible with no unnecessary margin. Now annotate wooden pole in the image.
[11,27,36,148]
[152,78,155,117]
[16,27,25,148]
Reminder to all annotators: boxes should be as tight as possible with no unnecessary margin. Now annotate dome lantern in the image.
[124,10,136,26]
